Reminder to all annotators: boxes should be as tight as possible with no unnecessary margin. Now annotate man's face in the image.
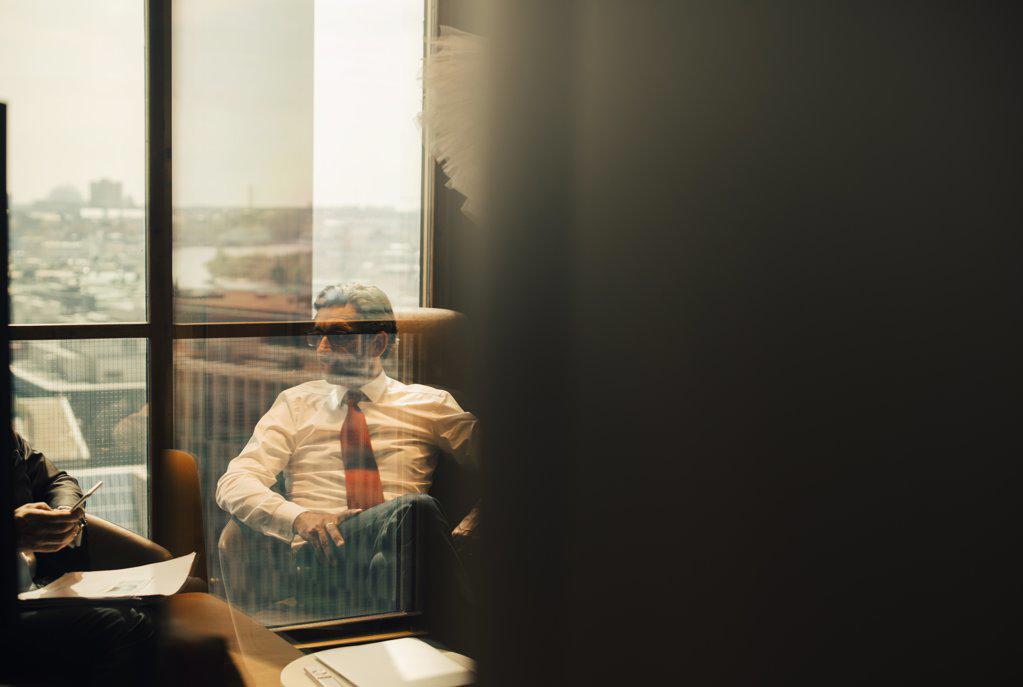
[312,304,383,388]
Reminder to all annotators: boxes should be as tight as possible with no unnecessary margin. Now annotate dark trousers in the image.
[15,604,155,686]
[10,525,155,686]
[295,493,474,639]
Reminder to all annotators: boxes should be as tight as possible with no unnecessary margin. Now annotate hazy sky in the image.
[0,1,145,205]
[0,0,424,210]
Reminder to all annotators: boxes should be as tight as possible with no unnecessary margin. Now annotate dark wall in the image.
[477,2,1021,684]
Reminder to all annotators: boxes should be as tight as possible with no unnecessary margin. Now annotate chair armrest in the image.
[179,576,210,593]
[86,513,172,571]
[218,517,296,611]
[155,449,208,582]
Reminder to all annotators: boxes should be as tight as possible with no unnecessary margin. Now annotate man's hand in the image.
[293,509,362,563]
[14,502,84,553]
[452,505,480,540]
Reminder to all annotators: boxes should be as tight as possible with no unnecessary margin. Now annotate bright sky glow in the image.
[0,0,145,205]
[0,0,424,210]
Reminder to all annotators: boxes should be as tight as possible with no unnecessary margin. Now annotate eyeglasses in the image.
[305,331,365,352]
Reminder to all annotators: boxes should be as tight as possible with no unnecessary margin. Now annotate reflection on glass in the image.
[175,334,318,623]
[312,1,425,309]
[10,339,149,535]
[0,1,145,324]
[172,0,423,323]
[177,287,478,627]
[173,0,314,323]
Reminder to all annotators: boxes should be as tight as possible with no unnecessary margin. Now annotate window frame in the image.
[4,0,438,644]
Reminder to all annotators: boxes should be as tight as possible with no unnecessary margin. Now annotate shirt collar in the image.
[330,371,389,408]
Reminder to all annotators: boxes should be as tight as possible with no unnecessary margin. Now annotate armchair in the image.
[153,448,302,683]
[215,307,480,623]
[71,447,208,591]
[85,512,172,570]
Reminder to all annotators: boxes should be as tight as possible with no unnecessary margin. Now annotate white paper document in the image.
[18,552,195,604]
[315,637,475,687]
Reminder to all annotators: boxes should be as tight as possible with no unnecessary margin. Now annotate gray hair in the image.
[313,282,398,356]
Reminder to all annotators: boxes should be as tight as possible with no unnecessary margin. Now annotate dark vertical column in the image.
[0,101,15,633]
[147,0,174,545]
[478,2,578,684]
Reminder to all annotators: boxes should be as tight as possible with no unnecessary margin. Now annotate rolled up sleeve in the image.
[433,391,480,471]
[215,393,307,543]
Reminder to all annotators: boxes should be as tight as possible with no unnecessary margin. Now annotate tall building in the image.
[89,178,123,208]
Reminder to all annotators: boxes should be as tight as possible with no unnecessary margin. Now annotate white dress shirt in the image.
[215,372,478,544]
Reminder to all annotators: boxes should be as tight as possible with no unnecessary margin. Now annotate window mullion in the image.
[147,0,174,543]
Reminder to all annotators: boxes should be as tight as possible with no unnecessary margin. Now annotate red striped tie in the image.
[340,390,385,510]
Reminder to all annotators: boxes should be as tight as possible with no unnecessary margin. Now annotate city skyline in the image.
[11,178,423,211]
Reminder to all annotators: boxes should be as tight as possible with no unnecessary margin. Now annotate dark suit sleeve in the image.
[15,432,83,509]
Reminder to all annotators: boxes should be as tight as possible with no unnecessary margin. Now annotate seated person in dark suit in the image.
[215,283,479,618]
[10,430,154,686]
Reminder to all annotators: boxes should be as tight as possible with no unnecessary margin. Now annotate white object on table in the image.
[281,638,475,687]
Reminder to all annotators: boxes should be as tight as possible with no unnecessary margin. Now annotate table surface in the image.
[281,643,475,687]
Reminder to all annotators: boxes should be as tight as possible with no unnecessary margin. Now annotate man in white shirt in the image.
[215,282,479,614]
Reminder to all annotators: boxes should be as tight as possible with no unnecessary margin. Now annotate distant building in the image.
[35,184,84,214]
[69,465,149,535]
[13,396,91,463]
[12,349,149,534]
[10,339,147,478]
[89,178,123,208]
[175,289,311,322]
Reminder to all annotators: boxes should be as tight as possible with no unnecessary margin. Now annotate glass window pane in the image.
[311,0,425,309]
[172,0,314,324]
[172,0,423,324]
[177,318,474,628]
[0,1,145,324]
[11,339,149,535]
[177,335,408,626]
